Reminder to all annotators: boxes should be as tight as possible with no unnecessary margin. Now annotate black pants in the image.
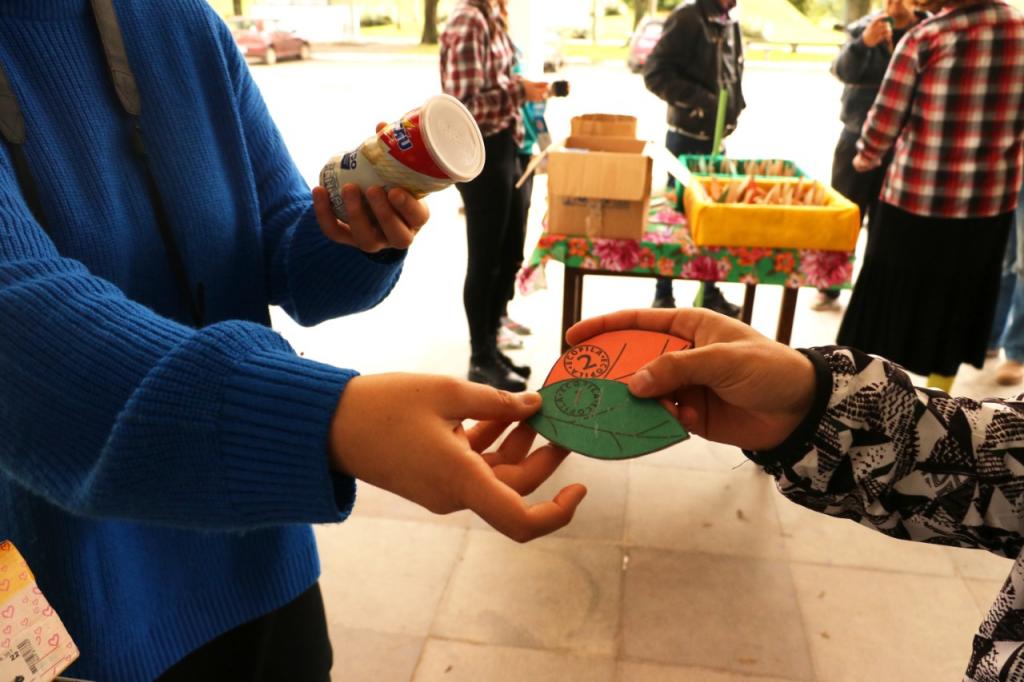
[457,128,528,359]
[504,152,533,315]
[158,583,332,682]
[657,130,721,300]
[820,129,892,299]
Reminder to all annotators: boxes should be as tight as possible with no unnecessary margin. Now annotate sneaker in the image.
[468,358,527,392]
[995,360,1024,386]
[497,327,524,350]
[699,286,741,318]
[811,291,842,312]
[497,350,531,379]
[652,295,676,309]
[501,316,532,336]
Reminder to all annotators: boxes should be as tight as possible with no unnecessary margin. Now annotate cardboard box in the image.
[684,176,860,251]
[546,134,653,240]
[570,114,637,139]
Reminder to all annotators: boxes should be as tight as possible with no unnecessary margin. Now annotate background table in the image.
[518,199,856,351]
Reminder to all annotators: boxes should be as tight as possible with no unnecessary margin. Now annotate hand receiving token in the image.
[528,330,692,459]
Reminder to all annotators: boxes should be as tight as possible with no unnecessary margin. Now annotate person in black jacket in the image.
[812,0,927,311]
[644,0,745,316]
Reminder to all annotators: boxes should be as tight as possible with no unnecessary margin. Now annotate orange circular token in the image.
[542,330,692,388]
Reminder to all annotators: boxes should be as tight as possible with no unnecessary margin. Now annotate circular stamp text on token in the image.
[553,380,602,419]
[562,344,611,379]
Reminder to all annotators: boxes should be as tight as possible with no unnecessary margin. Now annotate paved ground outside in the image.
[250,51,1017,681]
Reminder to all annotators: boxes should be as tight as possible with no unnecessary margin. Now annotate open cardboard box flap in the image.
[517,136,652,198]
[570,114,638,138]
[547,139,651,202]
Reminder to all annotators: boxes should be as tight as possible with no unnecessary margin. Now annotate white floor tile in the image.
[432,531,622,655]
[315,518,465,636]
[622,549,814,680]
[413,640,615,682]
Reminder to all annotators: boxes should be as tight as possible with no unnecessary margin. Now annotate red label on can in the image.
[377,113,450,180]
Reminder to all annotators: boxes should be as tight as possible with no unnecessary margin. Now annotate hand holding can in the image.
[319,94,486,222]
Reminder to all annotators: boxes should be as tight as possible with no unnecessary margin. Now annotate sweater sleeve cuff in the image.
[219,349,358,526]
[744,349,833,470]
[280,216,405,325]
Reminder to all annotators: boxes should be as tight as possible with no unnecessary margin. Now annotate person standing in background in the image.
[643,0,745,316]
[988,183,1024,385]
[495,45,543,353]
[813,0,928,312]
[838,0,1024,393]
[441,0,548,391]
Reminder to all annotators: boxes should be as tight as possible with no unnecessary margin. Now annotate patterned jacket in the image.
[750,347,1024,680]
[439,0,524,146]
[857,1,1024,219]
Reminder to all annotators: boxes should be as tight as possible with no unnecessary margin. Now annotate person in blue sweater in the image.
[0,1,586,680]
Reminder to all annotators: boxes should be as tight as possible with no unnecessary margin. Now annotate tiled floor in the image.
[257,57,1023,682]
[300,192,1020,680]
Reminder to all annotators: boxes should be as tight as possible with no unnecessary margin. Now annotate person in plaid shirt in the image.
[440,0,548,392]
[837,0,1024,392]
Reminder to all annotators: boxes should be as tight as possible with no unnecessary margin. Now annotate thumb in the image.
[629,345,736,399]
[444,382,543,421]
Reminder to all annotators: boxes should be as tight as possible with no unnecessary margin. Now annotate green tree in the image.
[421,0,439,44]
[631,0,657,28]
[844,0,870,22]
[623,0,677,28]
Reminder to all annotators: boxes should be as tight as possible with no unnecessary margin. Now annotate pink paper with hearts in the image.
[0,541,78,681]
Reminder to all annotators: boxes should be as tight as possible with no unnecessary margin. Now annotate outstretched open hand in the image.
[330,374,587,542]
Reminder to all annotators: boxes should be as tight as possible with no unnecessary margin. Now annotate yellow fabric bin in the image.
[684,176,861,252]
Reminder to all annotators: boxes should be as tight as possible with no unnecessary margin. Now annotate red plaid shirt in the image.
[858,1,1024,218]
[439,0,524,146]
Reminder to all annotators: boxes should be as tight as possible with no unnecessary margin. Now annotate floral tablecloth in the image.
[518,199,855,295]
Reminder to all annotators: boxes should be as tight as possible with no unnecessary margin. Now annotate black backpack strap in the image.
[90,0,204,327]
[90,0,141,116]
[0,0,204,327]
[0,62,48,229]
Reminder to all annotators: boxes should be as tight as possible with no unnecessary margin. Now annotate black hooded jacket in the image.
[643,0,745,140]
[832,11,929,133]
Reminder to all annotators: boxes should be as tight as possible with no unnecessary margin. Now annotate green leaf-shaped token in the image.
[528,378,689,460]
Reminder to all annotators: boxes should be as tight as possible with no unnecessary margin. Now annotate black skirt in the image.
[837,202,1012,377]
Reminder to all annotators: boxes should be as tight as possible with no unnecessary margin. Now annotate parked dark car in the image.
[627,17,664,73]
[228,17,311,65]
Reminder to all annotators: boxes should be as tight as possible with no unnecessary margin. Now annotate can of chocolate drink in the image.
[319,94,486,221]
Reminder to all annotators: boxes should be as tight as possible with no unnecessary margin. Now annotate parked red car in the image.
[627,17,664,73]
[228,17,311,65]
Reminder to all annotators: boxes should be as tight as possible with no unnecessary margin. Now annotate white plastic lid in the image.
[420,93,486,183]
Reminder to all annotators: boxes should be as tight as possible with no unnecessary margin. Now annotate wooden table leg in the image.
[561,267,585,352]
[740,283,756,325]
[775,287,799,345]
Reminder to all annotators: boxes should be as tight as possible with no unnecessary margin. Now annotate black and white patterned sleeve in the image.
[746,347,1024,681]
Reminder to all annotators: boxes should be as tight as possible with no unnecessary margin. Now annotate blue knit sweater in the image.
[0,1,405,678]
